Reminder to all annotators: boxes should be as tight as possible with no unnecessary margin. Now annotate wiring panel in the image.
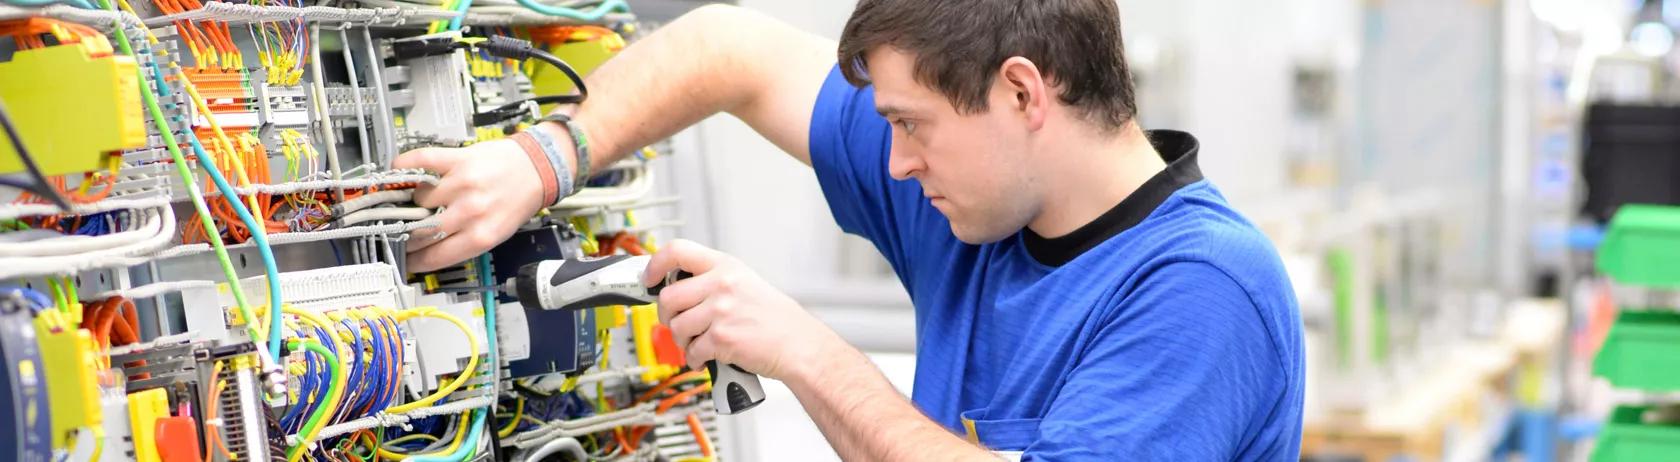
[0,1,722,461]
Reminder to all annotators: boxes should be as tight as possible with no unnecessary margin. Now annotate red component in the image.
[651,324,686,367]
[154,416,204,462]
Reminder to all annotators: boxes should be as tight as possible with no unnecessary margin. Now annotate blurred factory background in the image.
[650,0,1680,460]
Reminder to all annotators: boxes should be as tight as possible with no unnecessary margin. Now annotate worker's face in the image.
[867,48,1039,244]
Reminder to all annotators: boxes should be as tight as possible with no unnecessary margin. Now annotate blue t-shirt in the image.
[806,66,1304,460]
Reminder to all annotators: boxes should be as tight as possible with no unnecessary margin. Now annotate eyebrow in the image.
[876,105,910,117]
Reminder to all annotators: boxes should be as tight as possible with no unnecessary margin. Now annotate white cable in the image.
[506,402,656,448]
[333,207,434,228]
[138,2,456,27]
[94,280,217,300]
[510,412,656,449]
[0,4,145,31]
[0,206,176,279]
[522,437,585,462]
[0,229,75,243]
[526,367,646,394]
[0,210,156,257]
[199,173,440,198]
[350,0,632,25]
[554,166,655,210]
[0,196,171,221]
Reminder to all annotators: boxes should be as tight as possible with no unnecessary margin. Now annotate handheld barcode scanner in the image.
[504,255,766,414]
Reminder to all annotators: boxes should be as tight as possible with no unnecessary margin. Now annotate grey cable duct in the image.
[154,215,441,259]
[95,280,217,300]
[0,206,176,279]
[523,437,586,462]
[331,190,415,217]
[332,207,435,228]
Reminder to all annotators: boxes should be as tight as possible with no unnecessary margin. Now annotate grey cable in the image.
[338,25,374,167]
[332,207,434,228]
[0,208,157,257]
[0,196,171,221]
[331,189,415,217]
[523,437,585,462]
[0,206,176,279]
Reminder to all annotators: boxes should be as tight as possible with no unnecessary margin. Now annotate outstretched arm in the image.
[394,5,836,271]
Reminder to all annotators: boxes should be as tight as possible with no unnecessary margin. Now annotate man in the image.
[396,1,1303,459]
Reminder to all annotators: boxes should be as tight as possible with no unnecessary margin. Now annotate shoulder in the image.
[1075,180,1302,370]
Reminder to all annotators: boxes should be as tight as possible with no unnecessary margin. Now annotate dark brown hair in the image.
[838,0,1138,130]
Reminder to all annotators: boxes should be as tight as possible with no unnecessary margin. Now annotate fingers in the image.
[392,147,462,175]
[666,301,713,352]
[406,227,502,272]
[403,205,466,254]
[642,239,727,286]
[684,334,717,372]
[411,175,471,209]
[655,273,713,326]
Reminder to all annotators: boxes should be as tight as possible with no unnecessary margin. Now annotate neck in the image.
[1027,122,1164,238]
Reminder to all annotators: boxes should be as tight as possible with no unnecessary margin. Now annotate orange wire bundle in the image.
[0,18,112,55]
[149,0,240,70]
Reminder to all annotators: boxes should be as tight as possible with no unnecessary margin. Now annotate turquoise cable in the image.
[512,0,627,21]
[98,0,265,345]
[446,0,472,31]
[179,128,287,360]
[401,254,498,462]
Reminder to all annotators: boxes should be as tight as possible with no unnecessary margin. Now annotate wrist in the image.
[535,113,592,190]
[785,328,867,390]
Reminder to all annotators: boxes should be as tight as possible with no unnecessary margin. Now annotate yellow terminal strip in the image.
[31,320,103,449]
[127,388,168,462]
[0,43,144,175]
[631,304,675,384]
[597,304,628,331]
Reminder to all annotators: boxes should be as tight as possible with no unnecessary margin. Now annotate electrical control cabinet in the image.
[0,1,724,461]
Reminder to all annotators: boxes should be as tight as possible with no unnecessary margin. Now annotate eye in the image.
[895,120,917,135]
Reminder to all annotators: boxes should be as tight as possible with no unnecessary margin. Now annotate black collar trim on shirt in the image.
[1022,130,1204,267]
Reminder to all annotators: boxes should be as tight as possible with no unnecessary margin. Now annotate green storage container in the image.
[1594,310,1680,391]
[1597,204,1680,288]
[1592,406,1680,462]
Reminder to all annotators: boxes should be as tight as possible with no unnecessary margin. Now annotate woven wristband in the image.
[523,126,575,205]
[538,113,591,196]
[509,132,559,206]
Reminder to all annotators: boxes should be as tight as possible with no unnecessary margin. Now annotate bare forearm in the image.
[537,4,833,170]
[788,341,995,461]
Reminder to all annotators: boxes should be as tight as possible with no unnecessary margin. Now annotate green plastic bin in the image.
[1598,204,1680,288]
[1594,310,1680,391]
[1592,406,1680,462]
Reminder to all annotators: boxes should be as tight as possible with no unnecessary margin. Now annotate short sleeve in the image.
[1024,262,1296,461]
[807,65,926,274]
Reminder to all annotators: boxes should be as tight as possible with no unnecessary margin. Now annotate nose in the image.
[887,139,924,181]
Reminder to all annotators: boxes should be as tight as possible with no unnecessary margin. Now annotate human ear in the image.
[997,56,1048,131]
